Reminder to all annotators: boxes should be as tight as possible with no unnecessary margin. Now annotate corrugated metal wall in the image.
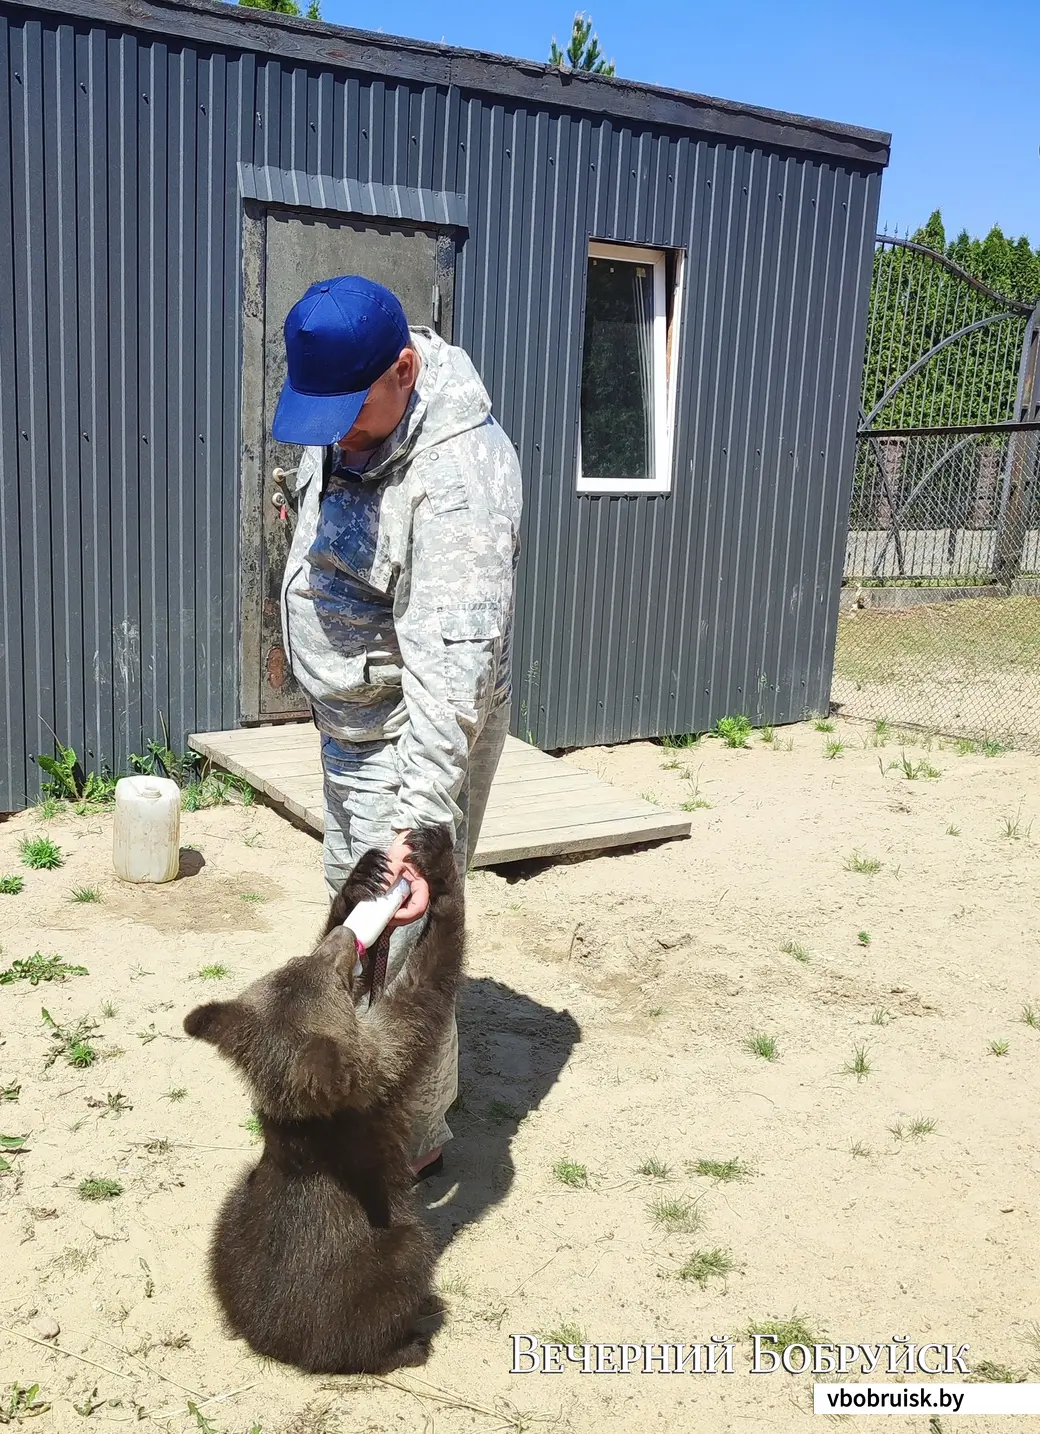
[0,0,883,807]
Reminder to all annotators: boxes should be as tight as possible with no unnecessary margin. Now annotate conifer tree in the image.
[549,13,615,76]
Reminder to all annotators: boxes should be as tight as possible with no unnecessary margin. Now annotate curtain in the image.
[632,264,655,480]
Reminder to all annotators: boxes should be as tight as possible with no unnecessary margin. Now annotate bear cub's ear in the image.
[183,1000,248,1048]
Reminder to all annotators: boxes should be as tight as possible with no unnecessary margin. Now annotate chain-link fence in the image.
[833,428,1040,748]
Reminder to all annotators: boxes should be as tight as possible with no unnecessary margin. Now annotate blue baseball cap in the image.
[272,275,411,445]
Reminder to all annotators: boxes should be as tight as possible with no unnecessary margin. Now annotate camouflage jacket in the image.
[280,328,523,837]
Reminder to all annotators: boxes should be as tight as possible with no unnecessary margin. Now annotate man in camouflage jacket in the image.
[273,276,523,1176]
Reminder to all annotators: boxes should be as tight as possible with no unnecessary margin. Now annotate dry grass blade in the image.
[370,1373,558,1432]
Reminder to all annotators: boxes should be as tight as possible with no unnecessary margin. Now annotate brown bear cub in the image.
[183,824,462,1375]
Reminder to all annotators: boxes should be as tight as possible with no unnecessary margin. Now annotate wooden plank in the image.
[472,814,690,866]
[187,725,691,867]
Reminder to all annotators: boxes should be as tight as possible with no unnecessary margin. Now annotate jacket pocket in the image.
[437,604,502,715]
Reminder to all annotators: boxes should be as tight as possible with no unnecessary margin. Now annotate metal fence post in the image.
[994,301,1040,585]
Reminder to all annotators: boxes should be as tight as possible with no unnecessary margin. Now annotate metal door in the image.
[240,203,456,721]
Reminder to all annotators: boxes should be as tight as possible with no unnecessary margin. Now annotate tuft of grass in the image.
[857,930,871,946]
[552,1158,588,1188]
[746,1313,820,1353]
[487,1099,519,1125]
[78,1175,123,1201]
[871,1007,893,1026]
[890,1116,937,1141]
[758,725,775,743]
[104,1092,132,1115]
[743,1031,779,1061]
[813,718,834,732]
[1021,1005,1040,1030]
[1,1084,20,1102]
[182,773,255,812]
[680,795,711,811]
[677,1247,736,1286]
[946,824,961,836]
[713,714,752,749]
[70,886,102,904]
[544,1322,586,1346]
[849,1141,872,1158]
[845,849,882,875]
[1002,807,1032,840]
[101,1000,118,1018]
[164,1087,188,1101]
[989,1040,1010,1056]
[19,835,63,870]
[0,875,25,895]
[969,1359,1027,1383]
[843,1045,872,1080]
[824,739,845,759]
[780,939,809,963]
[888,752,941,780]
[638,790,659,804]
[660,732,701,750]
[240,892,265,904]
[649,1195,703,1235]
[242,1114,262,1143]
[636,1156,672,1179]
[689,1157,753,1182]
[197,963,230,981]
[1,952,88,985]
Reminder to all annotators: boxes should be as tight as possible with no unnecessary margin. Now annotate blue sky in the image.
[317,0,1039,248]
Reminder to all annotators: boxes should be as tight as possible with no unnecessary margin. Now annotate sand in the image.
[2,716,1039,1433]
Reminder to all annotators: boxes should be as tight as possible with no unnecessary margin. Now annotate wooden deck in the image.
[188,723,691,867]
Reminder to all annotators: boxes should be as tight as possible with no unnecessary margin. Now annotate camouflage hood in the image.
[355,327,493,480]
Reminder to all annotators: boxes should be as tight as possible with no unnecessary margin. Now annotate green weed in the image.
[636,1157,672,1179]
[553,1158,588,1188]
[0,953,88,985]
[1,1084,20,1102]
[713,715,752,749]
[780,940,809,963]
[0,1383,50,1421]
[0,876,24,896]
[197,964,230,981]
[41,1008,99,1068]
[544,1322,586,1346]
[677,1247,736,1286]
[18,836,63,870]
[78,1176,122,1201]
[70,886,101,904]
[845,850,882,874]
[946,823,961,836]
[242,1114,262,1143]
[989,1040,1010,1056]
[857,930,871,946]
[746,1313,820,1353]
[849,1141,872,1158]
[1002,807,1032,840]
[36,742,117,806]
[660,733,701,750]
[824,739,845,759]
[871,1008,893,1026]
[164,1087,188,1101]
[813,718,834,733]
[688,1157,753,1182]
[1020,1005,1040,1030]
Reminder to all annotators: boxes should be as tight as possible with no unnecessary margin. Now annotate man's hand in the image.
[384,831,430,928]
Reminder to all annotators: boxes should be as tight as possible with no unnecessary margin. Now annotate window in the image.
[577,241,683,495]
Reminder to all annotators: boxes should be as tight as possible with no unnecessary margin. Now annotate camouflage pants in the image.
[320,698,510,1165]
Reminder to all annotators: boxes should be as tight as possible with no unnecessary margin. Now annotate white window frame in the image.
[576,241,683,496]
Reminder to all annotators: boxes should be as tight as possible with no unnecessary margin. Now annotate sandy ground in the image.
[2,716,1040,1433]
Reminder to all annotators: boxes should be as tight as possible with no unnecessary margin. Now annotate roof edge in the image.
[5,0,892,167]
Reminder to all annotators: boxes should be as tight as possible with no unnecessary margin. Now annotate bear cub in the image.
[183,823,463,1375]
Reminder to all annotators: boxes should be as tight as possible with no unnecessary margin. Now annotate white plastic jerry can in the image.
[112,776,181,883]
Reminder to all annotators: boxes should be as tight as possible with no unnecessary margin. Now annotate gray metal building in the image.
[0,0,889,810]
